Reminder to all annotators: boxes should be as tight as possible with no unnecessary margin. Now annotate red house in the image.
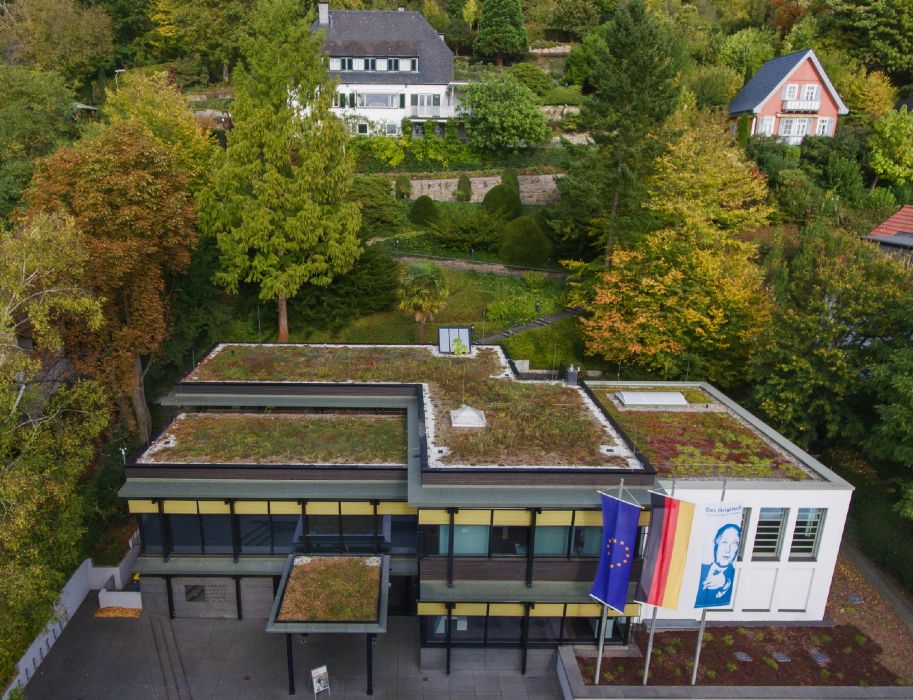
[863,205,913,265]
[729,49,848,144]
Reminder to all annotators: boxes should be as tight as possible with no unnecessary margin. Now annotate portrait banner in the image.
[693,502,743,609]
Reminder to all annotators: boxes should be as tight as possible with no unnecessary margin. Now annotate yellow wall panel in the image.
[270,501,301,515]
[198,500,231,515]
[488,603,525,617]
[564,603,602,617]
[418,510,449,525]
[340,502,374,515]
[536,511,573,527]
[452,603,488,616]
[306,502,340,515]
[377,502,417,515]
[573,511,603,527]
[623,603,641,617]
[454,510,492,526]
[529,603,565,617]
[162,500,198,514]
[234,500,268,515]
[417,602,447,615]
[492,510,531,526]
[127,499,158,514]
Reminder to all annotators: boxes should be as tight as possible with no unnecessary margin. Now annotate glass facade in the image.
[421,612,629,648]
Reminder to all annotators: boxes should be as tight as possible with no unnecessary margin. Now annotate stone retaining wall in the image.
[407,173,560,205]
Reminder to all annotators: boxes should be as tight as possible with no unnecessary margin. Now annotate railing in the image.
[409,105,442,118]
[779,135,804,145]
[782,99,820,112]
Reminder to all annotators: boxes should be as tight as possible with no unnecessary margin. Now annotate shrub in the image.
[541,85,584,105]
[409,195,440,226]
[460,73,550,152]
[430,205,503,251]
[395,175,412,200]
[687,64,742,110]
[507,63,552,97]
[454,174,472,202]
[350,176,403,236]
[482,183,522,220]
[501,168,520,192]
[499,215,552,266]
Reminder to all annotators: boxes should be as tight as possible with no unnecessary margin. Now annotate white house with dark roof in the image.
[729,49,848,144]
[313,3,463,137]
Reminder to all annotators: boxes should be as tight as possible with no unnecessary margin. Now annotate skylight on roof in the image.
[616,391,688,407]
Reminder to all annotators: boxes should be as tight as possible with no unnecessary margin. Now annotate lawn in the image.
[278,556,381,622]
[307,267,567,344]
[593,391,809,480]
[576,556,913,687]
[141,412,407,465]
[188,345,627,468]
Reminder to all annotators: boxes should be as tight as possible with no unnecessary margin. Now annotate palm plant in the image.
[398,262,449,344]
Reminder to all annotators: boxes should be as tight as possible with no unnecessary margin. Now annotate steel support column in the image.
[367,633,376,695]
[286,633,295,695]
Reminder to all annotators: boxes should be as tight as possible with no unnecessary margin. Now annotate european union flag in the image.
[589,492,641,613]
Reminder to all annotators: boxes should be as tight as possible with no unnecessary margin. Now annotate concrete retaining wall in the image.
[407,174,560,205]
[98,590,142,609]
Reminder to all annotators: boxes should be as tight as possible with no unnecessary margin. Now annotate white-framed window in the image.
[780,118,795,136]
[803,84,819,101]
[795,118,809,136]
[329,57,341,71]
[789,508,826,561]
[364,58,376,71]
[784,83,798,99]
[356,122,369,135]
[353,58,365,71]
[376,58,387,71]
[388,58,399,71]
[385,122,399,136]
[759,116,775,136]
[357,93,403,109]
[816,117,831,136]
[752,507,788,561]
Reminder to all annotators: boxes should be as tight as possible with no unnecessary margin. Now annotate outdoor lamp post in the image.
[114,68,126,90]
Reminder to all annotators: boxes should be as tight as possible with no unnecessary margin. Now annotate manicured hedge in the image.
[482,183,522,220]
[409,195,440,226]
[499,215,553,267]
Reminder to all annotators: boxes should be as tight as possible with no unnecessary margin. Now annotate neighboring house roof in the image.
[313,9,453,85]
[865,205,913,245]
[728,49,849,116]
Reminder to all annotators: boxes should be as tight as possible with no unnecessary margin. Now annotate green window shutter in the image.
[400,94,405,109]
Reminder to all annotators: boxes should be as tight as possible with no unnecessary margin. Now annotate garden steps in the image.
[478,308,582,344]
[148,613,193,700]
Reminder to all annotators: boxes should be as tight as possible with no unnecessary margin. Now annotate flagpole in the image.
[594,603,608,685]
[691,479,728,686]
[641,606,658,685]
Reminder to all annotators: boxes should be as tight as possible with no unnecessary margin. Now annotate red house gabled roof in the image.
[868,206,913,238]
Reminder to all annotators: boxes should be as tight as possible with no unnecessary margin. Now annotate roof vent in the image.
[616,391,687,407]
[450,404,486,428]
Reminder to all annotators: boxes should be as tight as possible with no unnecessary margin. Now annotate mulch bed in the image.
[576,556,912,687]
[94,607,141,618]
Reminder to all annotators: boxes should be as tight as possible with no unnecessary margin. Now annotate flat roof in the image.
[588,382,843,483]
[138,411,407,466]
[182,344,640,471]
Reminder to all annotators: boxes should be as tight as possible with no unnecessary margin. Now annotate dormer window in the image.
[364,58,376,71]
[388,58,399,71]
[784,84,798,100]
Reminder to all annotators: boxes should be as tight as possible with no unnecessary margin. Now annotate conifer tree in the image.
[473,0,527,67]
[200,0,361,342]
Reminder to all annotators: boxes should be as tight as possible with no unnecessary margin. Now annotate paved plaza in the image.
[24,596,564,700]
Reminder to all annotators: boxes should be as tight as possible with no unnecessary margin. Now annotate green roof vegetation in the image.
[189,345,627,468]
[142,412,407,465]
[594,391,810,481]
[278,556,380,622]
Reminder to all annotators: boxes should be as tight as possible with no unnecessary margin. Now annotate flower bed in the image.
[141,412,407,465]
[188,345,628,468]
[277,556,381,622]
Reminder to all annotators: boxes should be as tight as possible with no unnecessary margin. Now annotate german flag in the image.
[635,493,696,609]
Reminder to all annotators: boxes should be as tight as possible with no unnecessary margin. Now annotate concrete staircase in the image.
[147,613,193,700]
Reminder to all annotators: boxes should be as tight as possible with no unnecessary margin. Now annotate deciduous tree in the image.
[473,0,526,66]
[0,0,113,83]
[825,0,913,86]
[0,65,75,220]
[22,122,197,442]
[716,27,775,80]
[200,0,361,343]
[868,107,913,190]
[460,72,549,152]
[103,71,216,192]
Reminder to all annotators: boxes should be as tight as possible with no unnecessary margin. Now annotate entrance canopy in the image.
[267,554,390,634]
